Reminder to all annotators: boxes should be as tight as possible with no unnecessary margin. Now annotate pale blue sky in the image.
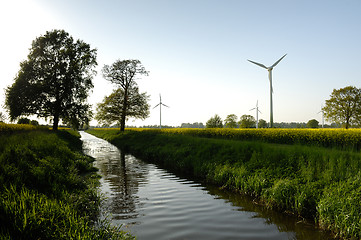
[1,0,360,126]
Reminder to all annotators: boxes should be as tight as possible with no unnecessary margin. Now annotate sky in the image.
[1,0,360,127]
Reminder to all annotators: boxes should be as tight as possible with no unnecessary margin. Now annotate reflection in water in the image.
[80,132,334,240]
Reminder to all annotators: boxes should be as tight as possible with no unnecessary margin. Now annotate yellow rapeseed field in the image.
[0,122,37,133]
[111,127,361,150]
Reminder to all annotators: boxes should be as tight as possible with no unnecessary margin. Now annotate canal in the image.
[80,131,333,240]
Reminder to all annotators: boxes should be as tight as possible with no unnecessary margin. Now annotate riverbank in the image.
[87,128,361,239]
[0,126,134,239]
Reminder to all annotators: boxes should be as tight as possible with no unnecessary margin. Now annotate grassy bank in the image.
[0,127,134,239]
[87,128,361,239]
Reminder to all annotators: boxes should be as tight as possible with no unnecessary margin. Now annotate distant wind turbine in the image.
[318,105,325,128]
[153,94,169,129]
[248,54,287,128]
[250,100,262,128]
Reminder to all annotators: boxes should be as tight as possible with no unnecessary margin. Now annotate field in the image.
[87,128,361,239]
[0,124,134,239]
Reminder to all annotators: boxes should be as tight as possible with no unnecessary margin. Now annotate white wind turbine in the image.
[248,54,287,128]
[318,105,325,128]
[153,94,169,129]
[250,100,262,128]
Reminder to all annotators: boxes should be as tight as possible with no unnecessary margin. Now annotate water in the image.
[80,131,333,240]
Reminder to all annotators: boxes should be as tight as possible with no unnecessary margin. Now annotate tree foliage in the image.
[323,86,361,129]
[224,114,238,128]
[239,114,256,128]
[5,29,97,130]
[307,119,319,128]
[17,118,31,124]
[206,114,223,128]
[95,87,150,127]
[258,119,267,128]
[102,59,148,131]
[0,112,6,123]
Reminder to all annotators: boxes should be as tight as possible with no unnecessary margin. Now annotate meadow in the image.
[87,128,361,239]
[0,124,134,239]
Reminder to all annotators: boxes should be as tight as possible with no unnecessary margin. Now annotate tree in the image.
[307,119,319,128]
[95,86,150,127]
[5,29,97,130]
[17,118,30,124]
[224,114,238,128]
[30,120,39,126]
[102,59,148,131]
[0,112,6,123]
[258,119,267,128]
[206,114,223,128]
[239,114,256,128]
[323,86,361,129]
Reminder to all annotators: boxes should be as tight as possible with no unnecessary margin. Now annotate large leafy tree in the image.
[258,119,267,128]
[224,114,238,128]
[102,59,149,131]
[5,29,97,130]
[323,86,361,129]
[239,114,256,128]
[95,86,150,127]
[206,114,223,128]
[307,119,319,128]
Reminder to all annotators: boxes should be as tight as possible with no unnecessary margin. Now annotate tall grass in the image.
[0,130,134,239]
[87,128,361,239]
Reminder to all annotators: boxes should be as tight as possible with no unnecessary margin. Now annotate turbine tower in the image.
[318,105,325,128]
[153,94,169,129]
[250,100,262,128]
[248,54,287,128]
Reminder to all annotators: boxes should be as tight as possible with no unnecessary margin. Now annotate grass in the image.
[0,127,134,239]
[87,128,361,239]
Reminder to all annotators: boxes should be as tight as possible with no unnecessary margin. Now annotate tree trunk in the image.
[53,111,59,131]
[120,87,128,131]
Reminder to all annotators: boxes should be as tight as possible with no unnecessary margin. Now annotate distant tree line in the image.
[180,122,205,128]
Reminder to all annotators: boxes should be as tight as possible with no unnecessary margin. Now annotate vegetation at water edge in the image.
[0,126,134,239]
[87,128,361,239]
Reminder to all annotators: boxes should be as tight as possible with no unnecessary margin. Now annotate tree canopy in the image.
[5,29,97,130]
[258,119,267,128]
[224,114,238,128]
[239,114,256,128]
[206,114,223,128]
[307,119,319,128]
[102,59,148,131]
[323,86,361,129]
[95,86,150,127]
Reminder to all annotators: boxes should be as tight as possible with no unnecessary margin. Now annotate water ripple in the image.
[81,131,333,240]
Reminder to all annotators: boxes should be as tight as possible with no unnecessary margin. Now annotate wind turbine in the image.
[153,94,169,129]
[318,105,325,128]
[250,100,262,128]
[248,54,287,128]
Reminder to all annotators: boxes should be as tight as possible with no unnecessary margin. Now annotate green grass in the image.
[0,130,134,239]
[87,128,361,239]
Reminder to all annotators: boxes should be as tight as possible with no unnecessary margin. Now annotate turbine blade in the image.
[162,103,169,108]
[270,54,287,68]
[250,108,255,111]
[258,109,262,114]
[153,103,160,109]
[248,60,268,69]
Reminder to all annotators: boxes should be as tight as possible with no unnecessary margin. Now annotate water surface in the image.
[80,131,333,240]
